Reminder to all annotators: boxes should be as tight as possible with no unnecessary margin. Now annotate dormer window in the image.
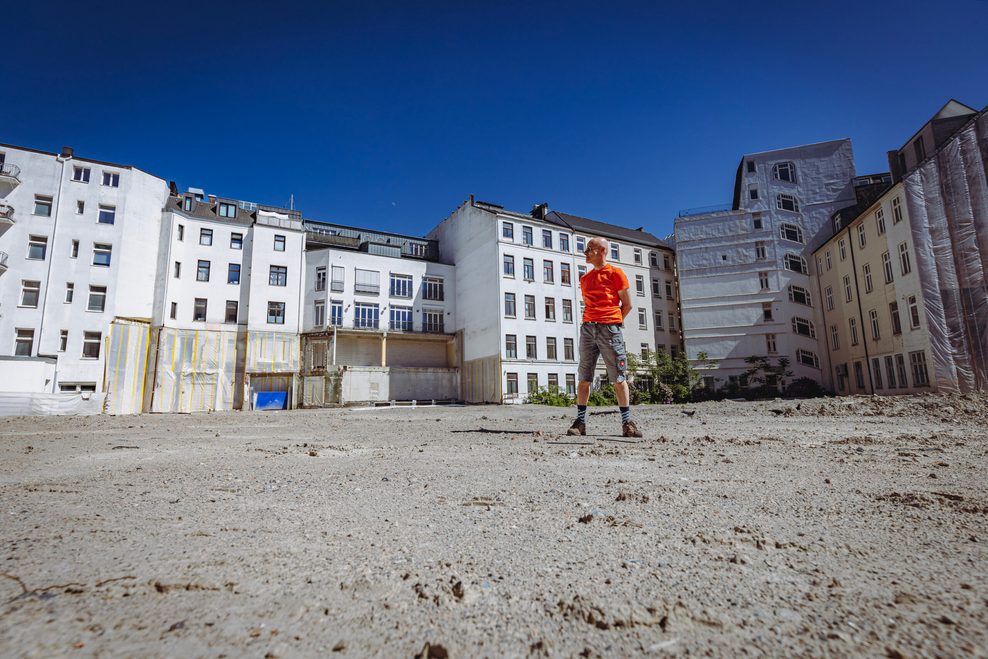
[218,202,236,218]
[772,162,796,183]
[183,196,194,212]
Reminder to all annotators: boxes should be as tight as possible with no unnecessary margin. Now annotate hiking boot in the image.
[566,419,586,436]
[622,420,643,438]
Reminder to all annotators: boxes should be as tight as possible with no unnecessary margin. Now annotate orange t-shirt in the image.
[580,264,629,324]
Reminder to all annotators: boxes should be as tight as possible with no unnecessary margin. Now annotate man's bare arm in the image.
[618,289,632,321]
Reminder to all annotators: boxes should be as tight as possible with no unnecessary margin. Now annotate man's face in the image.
[584,242,605,266]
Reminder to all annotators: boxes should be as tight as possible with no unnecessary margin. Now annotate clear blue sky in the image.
[6,1,987,239]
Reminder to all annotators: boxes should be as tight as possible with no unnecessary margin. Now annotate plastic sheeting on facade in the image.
[103,319,151,415]
[246,330,299,374]
[150,327,238,413]
[0,393,105,417]
[903,110,988,393]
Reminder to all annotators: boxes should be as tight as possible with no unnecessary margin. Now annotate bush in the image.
[588,383,617,406]
[784,377,827,399]
[527,386,574,407]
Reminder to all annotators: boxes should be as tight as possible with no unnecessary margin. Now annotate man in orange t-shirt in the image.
[566,236,643,438]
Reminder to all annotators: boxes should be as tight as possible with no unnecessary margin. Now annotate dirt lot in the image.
[1,394,986,657]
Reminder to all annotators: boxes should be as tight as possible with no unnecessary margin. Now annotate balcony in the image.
[0,163,21,186]
[0,203,14,232]
[0,251,8,275]
[333,319,450,335]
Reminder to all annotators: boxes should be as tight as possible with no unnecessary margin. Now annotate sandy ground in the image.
[0,394,986,658]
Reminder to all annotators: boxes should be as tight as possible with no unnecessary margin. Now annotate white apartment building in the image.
[0,143,168,394]
[300,222,457,404]
[428,197,676,403]
[675,139,857,391]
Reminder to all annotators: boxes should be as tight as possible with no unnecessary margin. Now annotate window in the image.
[772,161,796,183]
[173,261,181,278]
[505,335,517,359]
[825,251,832,270]
[20,280,41,308]
[830,325,840,351]
[635,274,645,296]
[780,223,803,243]
[315,267,326,291]
[838,239,847,261]
[872,358,883,389]
[313,300,326,327]
[547,337,557,360]
[200,228,213,246]
[564,338,574,361]
[87,285,106,312]
[561,263,571,285]
[896,354,908,388]
[27,235,47,260]
[910,351,930,387]
[762,302,774,321]
[749,186,759,201]
[503,254,515,277]
[59,330,68,352]
[330,300,344,327]
[76,200,85,214]
[640,343,650,359]
[752,213,763,229]
[543,260,554,283]
[227,263,241,285]
[755,241,766,260]
[560,235,570,252]
[885,356,897,389]
[542,229,553,249]
[101,171,120,187]
[72,166,91,183]
[502,222,514,240]
[231,233,243,249]
[892,197,903,225]
[390,306,413,331]
[355,269,380,295]
[776,193,800,213]
[527,373,539,393]
[80,333,104,359]
[825,286,834,311]
[34,195,53,217]
[610,243,619,260]
[389,273,413,298]
[796,349,819,368]
[668,312,676,331]
[638,308,647,329]
[784,254,807,274]
[522,226,533,246]
[792,316,816,338]
[907,295,921,329]
[170,302,177,320]
[576,236,586,253]
[269,265,288,287]
[746,160,756,173]
[423,277,444,301]
[862,263,873,293]
[870,309,881,340]
[197,260,211,282]
[524,295,536,320]
[274,235,286,252]
[843,275,853,303]
[652,278,661,297]
[577,265,587,281]
[633,248,642,265]
[14,329,34,356]
[193,298,207,322]
[854,362,865,389]
[226,300,239,324]
[70,240,79,258]
[857,224,866,249]
[523,258,535,281]
[566,373,576,395]
[876,208,886,235]
[663,254,671,270]
[182,196,194,212]
[848,317,859,345]
[882,251,894,284]
[890,302,902,335]
[268,301,287,325]
[654,310,663,329]
[505,373,519,396]
[218,202,236,218]
[331,266,345,292]
[504,293,516,317]
[898,242,911,276]
[92,243,112,267]
[533,295,551,322]
[913,137,926,162]
[177,224,185,241]
[525,335,537,359]
[787,285,810,306]
[562,299,573,323]
[65,282,74,303]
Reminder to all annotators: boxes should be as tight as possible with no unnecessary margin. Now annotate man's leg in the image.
[577,380,591,405]
[568,325,598,436]
[597,325,641,437]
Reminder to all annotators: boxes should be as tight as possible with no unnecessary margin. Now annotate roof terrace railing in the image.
[677,203,737,218]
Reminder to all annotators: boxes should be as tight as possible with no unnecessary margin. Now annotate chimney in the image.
[469,194,475,206]
[60,146,74,159]
[531,202,549,220]
[168,181,179,195]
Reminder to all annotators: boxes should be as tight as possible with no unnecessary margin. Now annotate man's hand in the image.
[618,288,632,322]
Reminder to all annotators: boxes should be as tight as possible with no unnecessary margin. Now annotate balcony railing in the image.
[0,251,8,272]
[354,283,380,295]
[0,163,21,183]
[677,203,737,218]
[0,203,14,221]
[337,319,449,334]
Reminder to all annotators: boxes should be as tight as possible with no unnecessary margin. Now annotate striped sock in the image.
[620,406,631,423]
[576,405,587,423]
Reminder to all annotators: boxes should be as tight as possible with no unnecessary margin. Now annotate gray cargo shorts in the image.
[578,322,627,383]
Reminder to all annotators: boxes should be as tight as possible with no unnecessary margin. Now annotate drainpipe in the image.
[846,226,874,394]
[37,150,70,376]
